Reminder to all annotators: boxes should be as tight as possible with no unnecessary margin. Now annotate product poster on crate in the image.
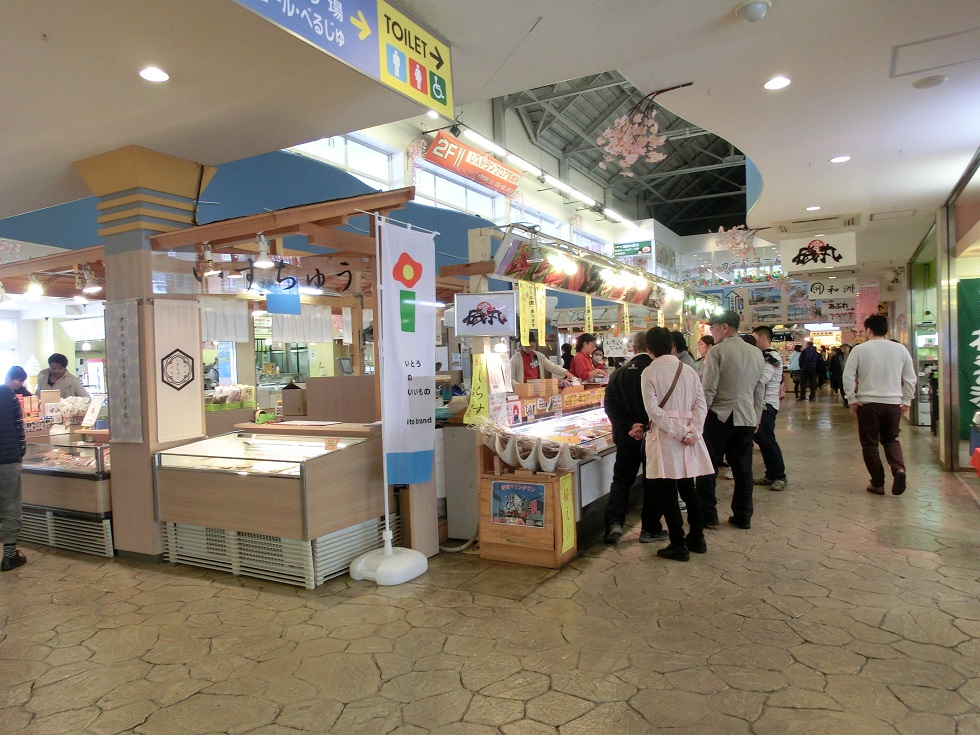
[491,481,546,527]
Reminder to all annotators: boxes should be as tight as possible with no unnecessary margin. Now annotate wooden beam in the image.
[439,261,496,277]
[0,246,105,279]
[305,229,376,255]
[149,188,414,251]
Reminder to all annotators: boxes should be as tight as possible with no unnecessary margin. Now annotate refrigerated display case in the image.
[154,432,392,588]
[20,438,113,557]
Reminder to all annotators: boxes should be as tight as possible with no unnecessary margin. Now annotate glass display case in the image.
[23,438,110,479]
[510,407,613,450]
[156,433,365,477]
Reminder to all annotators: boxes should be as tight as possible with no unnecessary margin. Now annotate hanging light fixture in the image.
[26,274,44,299]
[254,234,275,269]
[81,266,103,294]
[201,244,222,278]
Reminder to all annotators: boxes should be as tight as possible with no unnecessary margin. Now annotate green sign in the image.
[957,279,980,439]
[613,240,652,257]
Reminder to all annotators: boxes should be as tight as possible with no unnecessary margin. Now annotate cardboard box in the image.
[280,386,307,416]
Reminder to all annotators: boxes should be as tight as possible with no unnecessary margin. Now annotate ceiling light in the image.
[735,0,771,23]
[829,155,850,164]
[506,154,541,177]
[462,129,506,156]
[764,76,791,90]
[567,188,595,207]
[254,234,275,269]
[73,295,88,304]
[426,110,440,119]
[805,206,821,211]
[201,245,222,278]
[828,276,837,279]
[543,174,574,195]
[81,342,92,352]
[81,266,102,294]
[26,274,43,299]
[912,75,948,90]
[139,66,170,83]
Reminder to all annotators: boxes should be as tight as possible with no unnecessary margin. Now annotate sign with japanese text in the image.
[956,279,980,439]
[234,0,453,117]
[455,291,518,337]
[379,221,436,483]
[463,353,488,424]
[584,295,594,333]
[613,240,652,257]
[535,283,548,339]
[490,480,545,527]
[518,281,535,346]
[424,131,521,196]
[807,277,857,299]
[779,233,857,272]
[485,352,507,395]
[560,473,575,552]
[623,303,631,335]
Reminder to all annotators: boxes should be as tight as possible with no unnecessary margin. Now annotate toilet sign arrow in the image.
[430,45,444,71]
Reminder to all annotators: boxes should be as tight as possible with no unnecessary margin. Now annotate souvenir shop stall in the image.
[0,246,114,556]
[141,187,462,588]
[442,224,683,567]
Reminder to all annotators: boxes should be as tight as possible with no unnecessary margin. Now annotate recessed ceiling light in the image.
[139,66,170,83]
[734,0,771,23]
[764,76,791,90]
[828,276,837,279]
[912,75,947,90]
[829,155,850,164]
[426,110,439,119]
[806,206,821,211]
[814,233,826,237]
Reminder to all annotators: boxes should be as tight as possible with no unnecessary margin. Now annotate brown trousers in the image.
[855,403,905,487]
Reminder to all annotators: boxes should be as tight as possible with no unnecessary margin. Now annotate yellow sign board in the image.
[378,0,454,116]
[463,353,488,424]
[560,472,575,553]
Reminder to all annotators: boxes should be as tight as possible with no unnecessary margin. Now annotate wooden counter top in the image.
[233,421,381,438]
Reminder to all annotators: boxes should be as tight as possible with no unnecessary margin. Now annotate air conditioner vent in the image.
[774,213,860,233]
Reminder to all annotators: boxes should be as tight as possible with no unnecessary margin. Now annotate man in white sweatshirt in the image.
[842,315,917,496]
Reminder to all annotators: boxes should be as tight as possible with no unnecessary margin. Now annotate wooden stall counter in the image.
[233,420,381,438]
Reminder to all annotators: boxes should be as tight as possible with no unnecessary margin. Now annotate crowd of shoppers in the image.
[601,313,916,562]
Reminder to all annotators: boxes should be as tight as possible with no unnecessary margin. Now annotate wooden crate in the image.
[479,469,577,568]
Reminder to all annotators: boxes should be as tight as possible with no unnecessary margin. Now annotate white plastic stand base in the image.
[349,530,428,586]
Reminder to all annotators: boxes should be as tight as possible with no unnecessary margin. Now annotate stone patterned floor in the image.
[2,392,980,734]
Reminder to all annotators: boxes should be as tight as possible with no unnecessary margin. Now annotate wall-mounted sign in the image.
[233,0,453,116]
[424,131,522,196]
[779,233,857,272]
[613,240,652,257]
[455,292,518,337]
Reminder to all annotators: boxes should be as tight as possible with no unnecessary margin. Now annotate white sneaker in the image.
[720,468,734,480]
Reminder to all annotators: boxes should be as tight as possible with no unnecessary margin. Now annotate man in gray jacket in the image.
[696,310,766,529]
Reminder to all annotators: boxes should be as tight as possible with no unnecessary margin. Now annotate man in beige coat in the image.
[696,311,766,529]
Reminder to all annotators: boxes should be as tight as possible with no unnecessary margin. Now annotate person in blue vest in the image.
[1,366,28,572]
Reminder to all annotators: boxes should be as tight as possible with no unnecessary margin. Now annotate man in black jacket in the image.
[1,366,28,572]
[798,341,819,401]
[602,330,664,544]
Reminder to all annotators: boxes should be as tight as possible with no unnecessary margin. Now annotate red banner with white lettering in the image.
[423,131,523,196]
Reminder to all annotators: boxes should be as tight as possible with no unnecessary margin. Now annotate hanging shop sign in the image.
[496,237,665,308]
[423,131,522,196]
[612,240,652,257]
[808,277,857,299]
[779,233,857,272]
[233,0,453,116]
[454,292,518,337]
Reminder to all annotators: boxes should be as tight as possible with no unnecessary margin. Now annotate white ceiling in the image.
[2,0,979,271]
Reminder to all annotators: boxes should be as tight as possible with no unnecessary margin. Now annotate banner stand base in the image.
[349,531,428,586]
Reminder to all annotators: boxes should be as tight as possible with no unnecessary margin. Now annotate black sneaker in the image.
[639,530,669,543]
[604,523,624,544]
[727,516,751,530]
[753,476,773,486]
[656,545,690,562]
[892,471,907,496]
[1,550,26,572]
[686,536,707,554]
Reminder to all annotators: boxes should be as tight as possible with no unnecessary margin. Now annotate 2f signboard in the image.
[424,131,522,196]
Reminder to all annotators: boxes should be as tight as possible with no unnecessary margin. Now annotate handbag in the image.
[790,370,801,381]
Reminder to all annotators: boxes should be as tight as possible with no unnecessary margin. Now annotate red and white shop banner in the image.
[423,131,523,196]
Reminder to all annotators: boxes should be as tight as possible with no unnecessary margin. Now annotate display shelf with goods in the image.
[20,437,113,557]
[154,432,392,588]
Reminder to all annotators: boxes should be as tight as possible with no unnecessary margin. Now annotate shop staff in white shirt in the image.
[510,334,572,384]
[36,353,89,399]
[842,315,916,496]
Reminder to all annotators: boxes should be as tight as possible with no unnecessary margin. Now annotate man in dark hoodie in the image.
[602,330,664,544]
[0,366,28,571]
[798,340,819,401]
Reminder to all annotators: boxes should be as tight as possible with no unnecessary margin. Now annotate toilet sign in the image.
[234,0,453,116]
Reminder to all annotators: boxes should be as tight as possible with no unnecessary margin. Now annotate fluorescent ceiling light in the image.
[462,129,506,156]
[139,66,170,83]
[567,188,595,207]
[543,174,574,194]
[829,155,850,163]
[764,76,791,90]
[506,154,541,177]
[805,205,821,211]
[426,110,440,119]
